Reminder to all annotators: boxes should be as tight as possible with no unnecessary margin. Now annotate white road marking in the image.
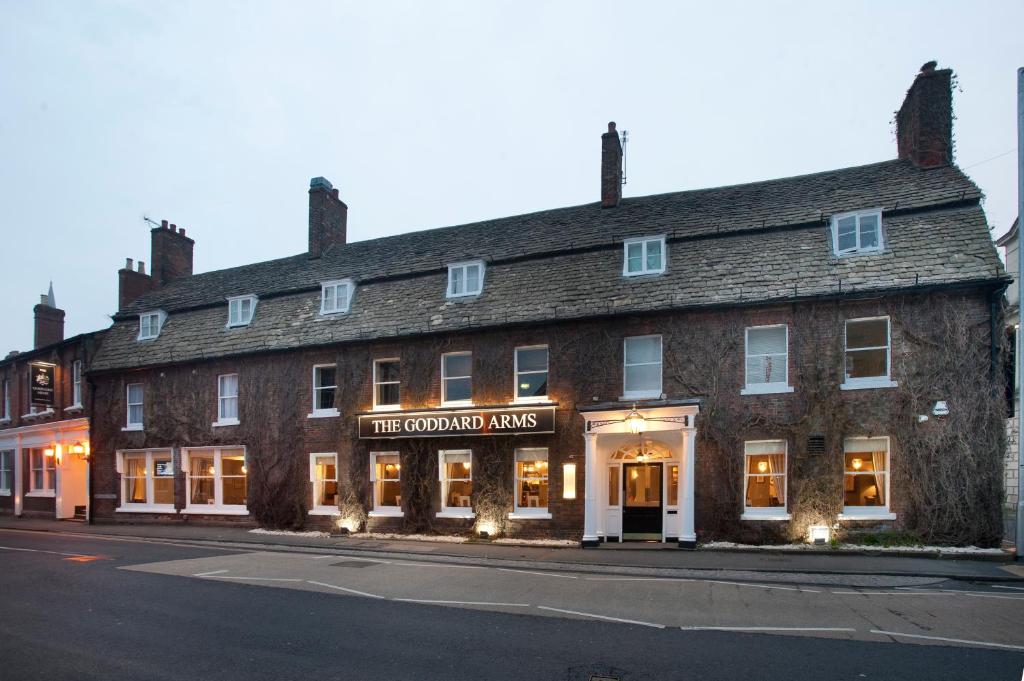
[991,584,1024,591]
[193,569,230,577]
[207,576,304,582]
[870,629,1024,651]
[537,605,665,629]
[390,561,483,569]
[680,626,856,632]
[306,580,385,599]
[393,598,531,607]
[0,544,90,558]
[587,576,814,592]
[837,589,1024,601]
[497,568,578,579]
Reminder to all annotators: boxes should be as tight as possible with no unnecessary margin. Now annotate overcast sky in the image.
[1,0,1020,352]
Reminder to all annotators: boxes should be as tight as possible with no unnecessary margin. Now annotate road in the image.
[1,529,1022,680]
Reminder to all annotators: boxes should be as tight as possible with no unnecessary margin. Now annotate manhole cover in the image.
[330,561,376,568]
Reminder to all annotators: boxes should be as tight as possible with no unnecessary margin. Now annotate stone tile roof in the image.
[91,160,1004,371]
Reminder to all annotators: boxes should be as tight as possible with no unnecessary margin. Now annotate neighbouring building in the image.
[0,285,104,520]
[85,63,1009,547]
[997,217,1020,542]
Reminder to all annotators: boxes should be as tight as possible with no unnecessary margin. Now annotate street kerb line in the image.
[586,576,815,592]
[0,544,92,558]
[498,568,578,579]
[869,629,1024,651]
[991,584,1024,591]
[207,576,304,582]
[391,561,484,569]
[393,598,531,607]
[680,626,856,633]
[836,589,1024,601]
[193,569,230,577]
[537,606,665,629]
[307,580,385,599]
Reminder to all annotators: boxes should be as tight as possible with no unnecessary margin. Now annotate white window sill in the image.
[317,310,352,319]
[840,379,898,391]
[445,291,483,300]
[22,409,55,419]
[372,405,402,412]
[622,269,666,278]
[835,247,883,258]
[64,404,84,412]
[117,505,176,513]
[508,511,552,520]
[212,419,240,428]
[122,425,144,432]
[181,507,250,516]
[436,510,475,519]
[309,508,340,516]
[0,489,12,496]
[26,490,55,498]
[307,409,340,419]
[838,511,897,521]
[368,508,404,518]
[512,397,551,405]
[0,418,10,424]
[741,385,794,396]
[137,335,159,341]
[740,511,791,521]
[620,392,663,401]
[440,401,473,408]
[225,322,253,329]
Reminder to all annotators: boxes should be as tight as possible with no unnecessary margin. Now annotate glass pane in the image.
[222,453,246,476]
[191,455,215,477]
[377,360,400,383]
[746,354,787,385]
[668,465,678,505]
[125,457,145,478]
[323,286,335,310]
[316,387,336,410]
[844,451,884,473]
[624,363,661,393]
[518,475,548,509]
[220,375,238,398]
[625,337,660,364]
[516,371,548,398]
[747,326,786,355]
[445,458,472,480]
[128,384,143,403]
[377,480,401,507]
[450,267,464,294]
[837,216,857,251]
[846,319,888,349]
[444,376,472,402]
[516,347,548,373]
[624,465,660,507]
[746,474,785,507]
[466,264,480,292]
[516,459,546,480]
[859,215,879,249]
[315,367,336,388]
[153,477,173,505]
[222,476,246,506]
[844,472,885,507]
[33,469,43,490]
[444,354,472,377]
[846,348,887,379]
[377,456,400,481]
[317,479,338,507]
[626,242,643,272]
[128,405,143,424]
[190,477,214,505]
[645,240,662,269]
[221,397,238,420]
[445,480,473,507]
[127,477,146,504]
[377,382,400,406]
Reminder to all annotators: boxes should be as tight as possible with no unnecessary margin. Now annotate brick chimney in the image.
[308,177,348,258]
[151,219,195,287]
[601,122,623,208]
[118,257,153,311]
[896,61,953,168]
[33,284,64,349]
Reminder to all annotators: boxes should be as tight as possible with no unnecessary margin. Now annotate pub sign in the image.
[30,363,55,407]
[359,405,556,439]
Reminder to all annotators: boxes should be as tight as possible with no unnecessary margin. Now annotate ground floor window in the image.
[439,450,473,516]
[0,450,12,494]
[667,464,679,506]
[28,449,55,496]
[513,448,549,516]
[743,440,787,518]
[843,437,889,516]
[118,450,174,509]
[310,453,338,514]
[184,447,248,513]
[608,466,620,507]
[370,452,402,514]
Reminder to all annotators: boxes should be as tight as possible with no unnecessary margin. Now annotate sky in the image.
[0,0,1021,352]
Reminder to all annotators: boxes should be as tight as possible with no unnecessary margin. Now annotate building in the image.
[0,286,104,520]
[86,63,1008,547]
[997,217,1019,542]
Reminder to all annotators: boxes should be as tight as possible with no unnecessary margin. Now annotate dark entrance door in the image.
[622,463,662,540]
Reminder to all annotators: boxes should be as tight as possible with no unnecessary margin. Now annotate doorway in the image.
[622,463,662,540]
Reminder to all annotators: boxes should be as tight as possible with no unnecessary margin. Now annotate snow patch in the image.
[700,541,1005,556]
[249,528,330,539]
[348,532,469,544]
[492,538,578,547]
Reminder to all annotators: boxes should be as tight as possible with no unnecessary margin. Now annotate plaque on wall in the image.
[30,363,55,407]
[359,405,556,439]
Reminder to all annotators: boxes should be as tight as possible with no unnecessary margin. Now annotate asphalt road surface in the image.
[1,529,1023,681]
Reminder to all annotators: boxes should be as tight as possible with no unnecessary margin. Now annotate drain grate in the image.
[330,561,377,568]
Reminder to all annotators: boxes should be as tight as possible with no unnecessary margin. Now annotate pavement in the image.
[0,516,1020,583]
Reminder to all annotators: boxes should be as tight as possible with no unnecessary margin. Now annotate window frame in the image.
[182,446,249,515]
[125,383,144,431]
[839,436,894,520]
[622,334,663,399]
[116,449,175,512]
[622,235,667,277]
[446,260,485,298]
[509,447,551,519]
[741,325,794,395]
[841,316,898,390]
[369,451,403,517]
[441,351,473,407]
[741,440,790,520]
[71,359,83,407]
[214,373,240,426]
[27,448,56,496]
[137,310,167,341]
[0,450,12,495]
[372,358,401,411]
[437,449,474,518]
[831,208,883,256]
[308,452,339,515]
[513,345,549,404]
[320,279,354,315]
[309,364,340,418]
[226,294,258,328]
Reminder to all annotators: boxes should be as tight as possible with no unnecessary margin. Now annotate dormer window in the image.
[321,279,354,315]
[446,261,485,298]
[623,236,666,276]
[138,311,167,341]
[227,295,258,328]
[832,209,883,256]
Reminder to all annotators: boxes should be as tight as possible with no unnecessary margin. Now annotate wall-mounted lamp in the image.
[626,406,646,435]
[932,401,949,417]
[70,442,88,460]
[562,463,576,500]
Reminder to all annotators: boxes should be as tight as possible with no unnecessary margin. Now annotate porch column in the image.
[582,432,599,547]
[679,428,697,549]
[13,435,23,517]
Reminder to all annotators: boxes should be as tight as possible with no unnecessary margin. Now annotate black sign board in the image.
[359,406,556,439]
[30,363,55,407]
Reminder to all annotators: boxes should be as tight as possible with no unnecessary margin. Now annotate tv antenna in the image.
[143,216,161,229]
[621,130,629,186]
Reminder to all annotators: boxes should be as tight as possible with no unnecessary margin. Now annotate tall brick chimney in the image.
[601,122,623,208]
[896,61,953,168]
[151,219,194,287]
[33,283,64,349]
[308,177,348,258]
[118,257,153,310]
